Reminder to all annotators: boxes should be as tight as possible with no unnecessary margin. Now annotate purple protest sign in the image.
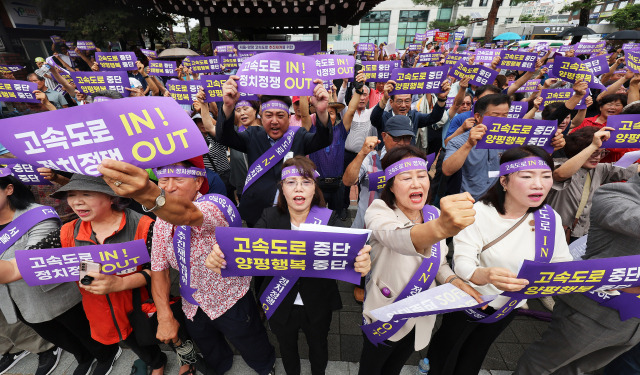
[217,227,369,284]
[557,45,573,53]
[426,29,439,38]
[0,79,38,103]
[362,61,401,82]
[181,57,191,68]
[314,54,355,80]
[76,41,96,50]
[70,71,130,97]
[553,56,606,90]
[583,54,609,76]
[212,41,321,59]
[215,45,235,53]
[16,239,151,286]
[454,31,465,43]
[390,66,448,95]
[474,49,500,63]
[50,35,62,44]
[443,53,469,66]
[52,71,73,87]
[356,43,375,52]
[626,50,640,73]
[478,116,557,152]
[95,52,137,71]
[418,52,440,64]
[166,79,202,105]
[45,56,69,75]
[502,254,640,299]
[540,89,587,111]
[574,42,604,55]
[451,62,498,87]
[601,115,640,148]
[236,52,317,96]
[0,65,25,74]
[415,33,427,42]
[623,42,639,51]
[53,84,64,93]
[408,44,422,52]
[2,162,51,185]
[149,60,177,76]
[0,97,208,176]
[140,49,157,59]
[514,80,540,93]
[65,42,77,58]
[189,56,222,74]
[498,50,538,71]
[508,101,528,119]
[201,75,258,103]
[535,42,550,52]
[219,54,239,69]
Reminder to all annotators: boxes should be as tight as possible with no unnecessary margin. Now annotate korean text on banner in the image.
[508,101,528,119]
[2,162,51,185]
[626,50,640,74]
[236,52,317,96]
[201,75,259,102]
[76,41,96,50]
[583,55,609,76]
[474,49,500,64]
[451,62,498,87]
[95,52,137,71]
[361,61,401,82]
[443,53,469,66]
[418,53,440,64]
[149,61,177,76]
[166,79,202,105]
[389,66,448,95]
[141,49,157,59]
[0,79,38,103]
[434,32,449,43]
[189,56,222,74]
[0,65,25,74]
[553,56,606,90]
[477,116,557,152]
[314,54,355,80]
[70,71,130,97]
[540,89,587,110]
[0,97,209,176]
[514,80,540,93]
[601,115,640,148]
[498,50,538,72]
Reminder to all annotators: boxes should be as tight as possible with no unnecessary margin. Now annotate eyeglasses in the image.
[390,135,413,143]
[394,99,412,105]
[590,149,609,159]
[283,179,315,189]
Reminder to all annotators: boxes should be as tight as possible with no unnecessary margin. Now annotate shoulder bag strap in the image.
[482,212,529,251]
[571,170,592,229]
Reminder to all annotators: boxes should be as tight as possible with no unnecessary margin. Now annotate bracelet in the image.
[447,276,461,284]
[142,75,149,79]
[437,97,447,102]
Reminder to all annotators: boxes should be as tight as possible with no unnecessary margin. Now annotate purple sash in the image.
[242,127,299,194]
[0,206,60,257]
[464,204,556,323]
[173,194,241,306]
[361,205,441,346]
[259,206,332,319]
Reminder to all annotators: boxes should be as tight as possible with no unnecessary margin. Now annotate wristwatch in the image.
[437,97,446,102]
[142,188,166,212]
[355,88,364,95]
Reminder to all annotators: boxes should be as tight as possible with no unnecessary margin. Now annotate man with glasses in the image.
[549,126,640,243]
[26,73,67,110]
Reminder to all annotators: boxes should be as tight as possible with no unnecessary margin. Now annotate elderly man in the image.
[26,73,67,110]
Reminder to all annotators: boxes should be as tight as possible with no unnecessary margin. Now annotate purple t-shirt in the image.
[309,121,348,178]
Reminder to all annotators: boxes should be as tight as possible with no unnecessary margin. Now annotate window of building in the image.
[359,11,391,44]
[464,0,473,6]
[509,0,517,5]
[479,0,488,5]
[505,17,514,24]
[437,7,452,21]
[605,2,614,10]
[594,4,602,11]
[635,0,640,4]
[619,1,628,8]
[396,10,430,49]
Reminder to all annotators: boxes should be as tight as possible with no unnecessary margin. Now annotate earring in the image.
[503,186,507,192]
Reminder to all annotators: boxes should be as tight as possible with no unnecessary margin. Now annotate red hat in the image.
[186,155,209,195]
[292,96,300,104]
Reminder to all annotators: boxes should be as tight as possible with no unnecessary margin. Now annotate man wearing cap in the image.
[34,57,57,91]
[289,96,316,129]
[215,75,332,227]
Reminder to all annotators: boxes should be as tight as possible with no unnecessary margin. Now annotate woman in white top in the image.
[427,145,573,375]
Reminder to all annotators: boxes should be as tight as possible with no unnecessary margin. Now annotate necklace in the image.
[409,213,422,224]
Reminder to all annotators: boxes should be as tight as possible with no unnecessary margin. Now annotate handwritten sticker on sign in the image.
[601,114,640,148]
[477,116,557,152]
[95,52,137,71]
[498,50,538,71]
[71,71,130,97]
[390,66,448,95]
[0,79,38,103]
[0,97,208,176]
[166,79,202,105]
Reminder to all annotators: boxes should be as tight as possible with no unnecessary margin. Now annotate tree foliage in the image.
[519,15,549,22]
[608,4,640,30]
[559,0,598,44]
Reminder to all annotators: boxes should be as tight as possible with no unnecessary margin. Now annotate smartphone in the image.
[79,260,101,285]
[353,55,364,90]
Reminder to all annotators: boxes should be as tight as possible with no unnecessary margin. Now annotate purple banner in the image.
[3,162,51,185]
[16,239,151,286]
[583,55,609,76]
[70,71,130,97]
[553,56,606,90]
[599,291,640,321]
[0,65,25,74]
[478,116,557,152]
[201,75,258,103]
[149,61,177,76]
[52,72,73,86]
[166,79,202,105]
[217,227,369,284]
[574,42,606,55]
[540,89,587,111]
[212,41,321,61]
[514,80,540,93]
[418,52,440,64]
[140,49,157,59]
[623,42,639,51]
[415,33,427,42]
[626,50,640,74]
[95,52,137,71]
[443,53,469,66]
[189,56,222,74]
[181,57,191,68]
[314,54,355,80]
[215,45,235,54]
[474,48,500,63]
[502,254,640,299]
[0,97,208,176]
[389,66,448,94]
[237,52,316,96]
[508,101,528,119]
[408,44,422,52]
[76,41,96,50]
[0,79,38,103]
[362,61,401,82]
[53,84,64,93]
[451,62,498,87]
[498,50,538,71]
[601,115,640,148]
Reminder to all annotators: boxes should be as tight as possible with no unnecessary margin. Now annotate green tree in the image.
[520,15,549,22]
[608,3,640,30]
[559,0,599,44]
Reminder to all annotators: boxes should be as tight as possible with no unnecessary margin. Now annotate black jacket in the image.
[215,110,333,225]
[255,206,343,325]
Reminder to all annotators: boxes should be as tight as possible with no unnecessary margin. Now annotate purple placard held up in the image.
[356,43,375,52]
[622,42,639,51]
[215,45,235,53]
[0,97,208,176]
[454,31,465,43]
[408,44,422,52]
[535,42,549,52]
[66,43,78,58]
[362,61,401,82]
[50,35,62,44]
[166,79,202,105]
[474,49,500,63]
[314,54,355,80]
[498,50,538,71]
[76,41,96,50]
[3,162,51,185]
[583,55,609,76]
[514,80,540,93]
[149,61,177,76]
[415,33,427,42]
[217,227,369,284]
[237,52,316,96]
[540,89,587,111]
[418,52,440,64]
[95,52,137,71]
[443,53,469,66]
[574,42,604,55]
[140,49,157,59]
[45,56,69,75]
[0,79,38,103]
[478,116,557,152]
[451,62,498,87]
[501,255,640,299]
[557,45,573,53]
[189,56,222,74]
[508,101,528,119]
[601,115,640,148]
[389,66,448,95]
[626,50,640,73]
[53,84,64,93]
[553,56,606,90]
[16,240,151,286]
[201,75,259,103]
[0,65,25,74]
[219,55,239,69]
[426,29,439,38]
[70,71,130,97]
